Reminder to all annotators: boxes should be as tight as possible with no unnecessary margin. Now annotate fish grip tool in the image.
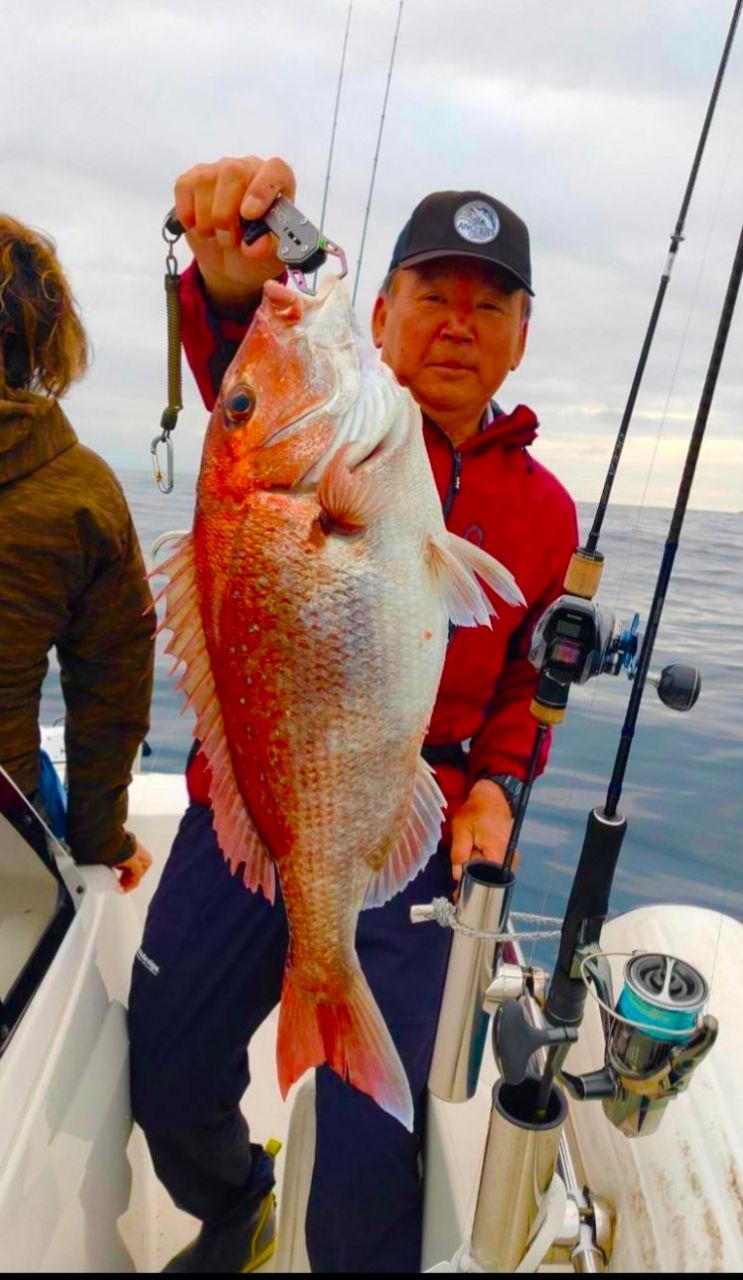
[162,194,348,295]
[236,193,348,293]
[152,196,348,491]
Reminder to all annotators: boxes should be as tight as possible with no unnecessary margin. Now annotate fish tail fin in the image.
[277,967,414,1132]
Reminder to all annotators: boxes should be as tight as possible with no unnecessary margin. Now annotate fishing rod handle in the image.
[546,806,627,1030]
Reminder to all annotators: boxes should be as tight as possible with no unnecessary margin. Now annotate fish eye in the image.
[224,384,256,427]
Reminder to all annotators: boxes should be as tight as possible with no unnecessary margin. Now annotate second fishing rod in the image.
[534,200,743,1115]
[496,0,743,877]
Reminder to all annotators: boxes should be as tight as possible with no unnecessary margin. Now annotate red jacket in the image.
[179,264,578,814]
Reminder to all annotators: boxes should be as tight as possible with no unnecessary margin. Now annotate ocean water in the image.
[40,471,743,952]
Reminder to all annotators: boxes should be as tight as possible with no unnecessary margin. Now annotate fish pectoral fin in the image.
[428,533,526,627]
[363,755,445,909]
[156,532,276,903]
[317,442,386,534]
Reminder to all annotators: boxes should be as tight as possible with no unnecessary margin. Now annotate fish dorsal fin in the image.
[428,532,525,628]
[363,755,445,909]
[155,533,276,902]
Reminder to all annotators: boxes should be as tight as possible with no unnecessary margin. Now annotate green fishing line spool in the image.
[616,953,708,1042]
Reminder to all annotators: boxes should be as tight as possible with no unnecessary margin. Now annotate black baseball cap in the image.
[389,190,533,295]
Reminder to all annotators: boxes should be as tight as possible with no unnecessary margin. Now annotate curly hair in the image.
[0,215,89,398]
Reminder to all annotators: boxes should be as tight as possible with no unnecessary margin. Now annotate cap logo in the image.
[453,200,500,245]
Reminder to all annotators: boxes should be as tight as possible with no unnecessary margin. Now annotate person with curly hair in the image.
[0,214,155,890]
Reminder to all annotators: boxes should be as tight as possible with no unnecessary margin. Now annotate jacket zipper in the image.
[441,444,462,647]
[442,446,462,522]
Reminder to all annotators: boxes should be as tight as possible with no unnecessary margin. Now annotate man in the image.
[128,156,578,1273]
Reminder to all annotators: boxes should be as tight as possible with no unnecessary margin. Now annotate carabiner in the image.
[151,430,174,495]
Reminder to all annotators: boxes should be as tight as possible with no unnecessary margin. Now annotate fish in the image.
[157,275,525,1131]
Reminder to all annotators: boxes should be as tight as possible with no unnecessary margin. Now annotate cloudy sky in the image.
[5,0,743,510]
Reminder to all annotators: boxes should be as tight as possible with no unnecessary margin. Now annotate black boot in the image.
[162,1140,280,1274]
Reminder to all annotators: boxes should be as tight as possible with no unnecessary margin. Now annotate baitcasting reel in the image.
[528,594,701,725]
[560,950,718,1137]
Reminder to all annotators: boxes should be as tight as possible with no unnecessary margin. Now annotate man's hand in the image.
[449,779,519,882]
[115,841,153,893]
[173,155,297,313]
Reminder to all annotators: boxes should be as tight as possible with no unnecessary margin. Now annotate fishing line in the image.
[604,220,743,818]
[352,0,405,307]
[311,0,354,293]
[583,0,743,557]
[552,106,741,900]
[522,5,743,972]
[610,102,743,620]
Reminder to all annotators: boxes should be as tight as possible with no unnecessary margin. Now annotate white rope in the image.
[427,897,562,942]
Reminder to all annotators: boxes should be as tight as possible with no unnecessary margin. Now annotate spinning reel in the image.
[562,951,718,1137]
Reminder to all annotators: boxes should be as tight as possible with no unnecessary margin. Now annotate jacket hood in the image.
[0,388,78,486]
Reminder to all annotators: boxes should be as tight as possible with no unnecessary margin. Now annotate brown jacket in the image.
[0,388,155,865]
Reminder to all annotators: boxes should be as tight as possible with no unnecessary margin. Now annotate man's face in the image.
[371,257,528,426]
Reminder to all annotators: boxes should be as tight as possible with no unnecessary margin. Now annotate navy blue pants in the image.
[128,801,454,1273]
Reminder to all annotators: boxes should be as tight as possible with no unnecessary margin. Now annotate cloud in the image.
[4,0,743,509]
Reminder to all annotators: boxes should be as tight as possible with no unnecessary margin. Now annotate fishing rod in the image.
[533,205,743,1118]
[499,0,743,873]
[496,2,743,1120]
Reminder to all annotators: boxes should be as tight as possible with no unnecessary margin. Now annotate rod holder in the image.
[428,861,514,1103]
[470,1077,568,1272]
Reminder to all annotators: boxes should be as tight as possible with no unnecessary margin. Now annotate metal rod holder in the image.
[428,861,514,1103]
[470,1077,568,1272]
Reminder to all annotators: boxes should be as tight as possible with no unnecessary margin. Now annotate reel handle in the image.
[493,1000,578,1086]
[648,663,702,711]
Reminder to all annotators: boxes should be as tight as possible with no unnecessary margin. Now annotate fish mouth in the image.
[257,277,403,492]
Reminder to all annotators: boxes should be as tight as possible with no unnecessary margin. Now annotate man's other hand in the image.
[116,842,153,893]
[449,779,519,881]
[173,155,297,312]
